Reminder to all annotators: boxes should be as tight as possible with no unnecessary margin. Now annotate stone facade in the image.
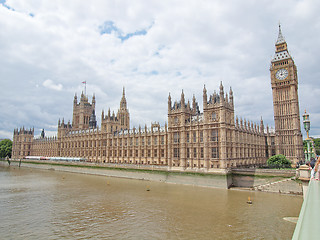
[270,25,304,163]
[12,26,304,169]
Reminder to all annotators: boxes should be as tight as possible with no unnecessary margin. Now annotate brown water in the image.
[0,165,302,239]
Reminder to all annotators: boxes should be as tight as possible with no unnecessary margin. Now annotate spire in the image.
[229,87,233,104]
[219,81,224,100]
[74,93,77,105]
[181,90,185,108]
[120,87,127,109]
[260,116,264,133]
[168,93,172,113]
[276,23,286,45]
[203,84,207,109]
[89,109,97,129]
[192,94,197,113]
[92,93,96,106]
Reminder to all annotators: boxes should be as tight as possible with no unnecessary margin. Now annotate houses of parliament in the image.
[12,26,304,171]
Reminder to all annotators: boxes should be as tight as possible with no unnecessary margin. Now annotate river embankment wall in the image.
[0,160,302,194]
[1,160,230,189]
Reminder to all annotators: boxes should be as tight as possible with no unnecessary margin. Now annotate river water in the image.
[0,165,302,239]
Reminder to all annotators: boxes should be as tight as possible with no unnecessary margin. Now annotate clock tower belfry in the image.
[270,24,304,164]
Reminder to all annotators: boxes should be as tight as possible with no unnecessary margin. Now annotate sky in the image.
[0,0,320,140]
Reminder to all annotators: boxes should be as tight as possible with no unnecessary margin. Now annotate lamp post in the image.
[303,110,311,162]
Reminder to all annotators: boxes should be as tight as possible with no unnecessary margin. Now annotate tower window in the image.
[174,133,180,143]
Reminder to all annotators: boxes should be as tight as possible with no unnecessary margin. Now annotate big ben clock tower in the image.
[270,24,304,164]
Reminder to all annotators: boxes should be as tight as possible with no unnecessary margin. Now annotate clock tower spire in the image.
[270,24,304,164]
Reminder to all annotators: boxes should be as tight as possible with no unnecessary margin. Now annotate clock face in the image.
[275,69,288,80]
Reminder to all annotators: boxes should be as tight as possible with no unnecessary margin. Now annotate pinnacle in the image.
[276,23,286,45]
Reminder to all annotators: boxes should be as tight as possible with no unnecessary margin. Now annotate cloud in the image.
[42,79,63,91]
[0,0,320,140]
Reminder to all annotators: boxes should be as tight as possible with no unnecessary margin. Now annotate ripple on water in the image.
[0,167,302,240]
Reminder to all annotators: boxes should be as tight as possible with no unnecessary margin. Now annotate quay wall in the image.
[1,160,230,189]
[0,160,302,194]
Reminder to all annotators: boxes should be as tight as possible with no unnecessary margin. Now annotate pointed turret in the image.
[229,87,233,104]
[92,94,96,107]
[192,94,196,111]
[168,92,172,113]
[203,85,207,109]
[89,109,97,129]
[276,23,285,45]
[260,117,264,133]
[219,82,224,101]
[275,23,288,53]
[181,90,185,109]
[120,87,127,109]
[74,93,77,105]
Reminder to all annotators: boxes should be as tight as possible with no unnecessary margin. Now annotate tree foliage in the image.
[267,154,291,168]
[303,138,320,155]
[0,139,12,158]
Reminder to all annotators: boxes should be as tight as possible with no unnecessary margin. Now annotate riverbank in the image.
[0,160,303,194]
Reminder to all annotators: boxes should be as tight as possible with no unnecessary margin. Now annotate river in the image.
[0,165,302,239]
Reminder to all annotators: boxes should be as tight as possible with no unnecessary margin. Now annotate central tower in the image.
[270,25,304,163]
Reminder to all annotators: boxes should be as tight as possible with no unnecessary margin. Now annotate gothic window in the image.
[211,147,219,158]
[148,149,151,157]
[200,131,203,142]
[200,147,204,158]
[141,137,144,146]
[174,148,180,158]
[154,149,157,157]
[174,117,178,125]
[141,150,144,157]
[193,148,197,158]
[174,133,180,143]
[211,130,218,141]
[136,150,138,157]
[154,137,157,145]
[193,132,196,142]
[135,138,138,146]
[186,133,189,143]
[161,149,165,158]
[211,112,217,121]
[187,148,190,158]
[161,136,164,145]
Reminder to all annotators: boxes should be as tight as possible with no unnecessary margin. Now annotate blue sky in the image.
[0,0,320,139]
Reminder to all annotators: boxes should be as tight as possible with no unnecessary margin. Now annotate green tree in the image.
[0,139,12,158]
[303,138,320,156]
[267,154,291,168]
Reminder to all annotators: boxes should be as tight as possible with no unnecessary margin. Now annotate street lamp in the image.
[303,110,311,162]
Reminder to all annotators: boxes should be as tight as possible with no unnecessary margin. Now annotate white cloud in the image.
[42,79,63,91]
[0,0,319,139]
